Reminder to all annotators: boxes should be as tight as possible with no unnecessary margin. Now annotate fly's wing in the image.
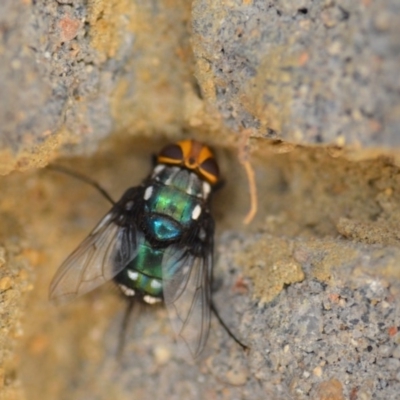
[49,188,143,304]
[161,215,214,358]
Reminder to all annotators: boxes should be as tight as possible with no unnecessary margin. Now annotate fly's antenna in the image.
[47,164,116,206]
[210,300,248,352]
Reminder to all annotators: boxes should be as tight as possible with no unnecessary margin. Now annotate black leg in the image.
[210,299,248,351]
[47,164,116,205]
[116,299,141,360]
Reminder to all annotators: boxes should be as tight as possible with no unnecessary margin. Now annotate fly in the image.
[49,140,247,357]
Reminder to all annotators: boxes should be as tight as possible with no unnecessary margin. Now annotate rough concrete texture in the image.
[0,0,194,174]
[192,0,400,147]
[0,1,400,400]
[2,144,400,400]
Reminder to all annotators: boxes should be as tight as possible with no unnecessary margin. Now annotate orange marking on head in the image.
[157,140,219,185]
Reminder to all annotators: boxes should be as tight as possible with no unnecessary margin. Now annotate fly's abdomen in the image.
[115,241,164,298]
[125,269,163,297]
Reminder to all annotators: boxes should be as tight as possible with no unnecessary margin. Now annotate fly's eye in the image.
[199,157,219,183]
[158,144,183,162]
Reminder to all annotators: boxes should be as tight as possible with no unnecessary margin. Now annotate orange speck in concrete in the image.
[298,52,309,66]
[388,326,398,337]
[59,16,81,42]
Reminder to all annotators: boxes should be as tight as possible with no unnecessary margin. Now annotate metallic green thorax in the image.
[145,166,204,238]
[116,165,208,299]
[147,185,195,226]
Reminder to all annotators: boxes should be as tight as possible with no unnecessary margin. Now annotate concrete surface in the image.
[0,1,399,400]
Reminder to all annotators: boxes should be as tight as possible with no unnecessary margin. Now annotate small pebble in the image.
[0,277,12,291]
[153,345,171,366]
[283,344,290,353]
[378,344,392,357]
[225,367,248,386]
[313,366,323,377]
[316,378,345,400]
[327,41,342,55]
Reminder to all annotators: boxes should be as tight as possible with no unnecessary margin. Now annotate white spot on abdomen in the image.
[127,270,139,281]
[119,284,135,297]
[143,295,161,304]
[150,279,162,290]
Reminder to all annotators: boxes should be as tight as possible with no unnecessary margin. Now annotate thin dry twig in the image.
[237,129,258,225]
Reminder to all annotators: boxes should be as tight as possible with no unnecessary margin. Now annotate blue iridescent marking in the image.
[147,216,182,240]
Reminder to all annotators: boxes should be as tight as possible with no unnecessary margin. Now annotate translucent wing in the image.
[49,189,142,304]
[162,217,214,358]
